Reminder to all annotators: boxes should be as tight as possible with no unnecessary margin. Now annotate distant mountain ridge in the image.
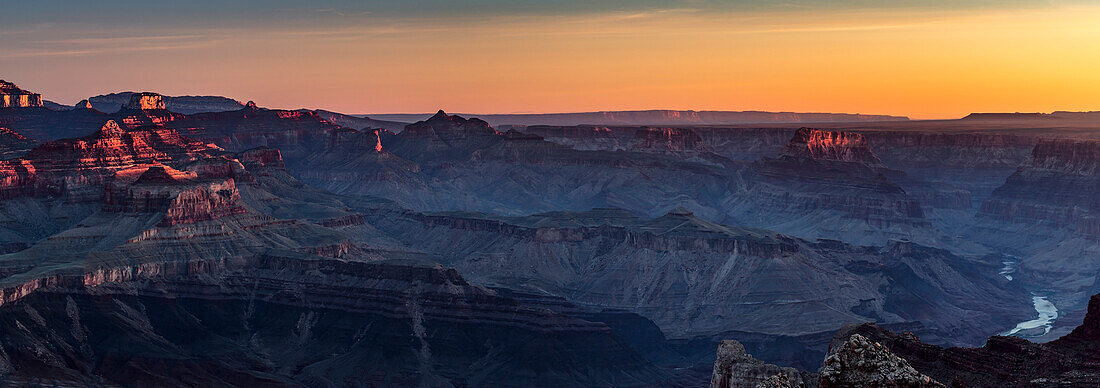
[368,109,909,127]
[86,92,245,114]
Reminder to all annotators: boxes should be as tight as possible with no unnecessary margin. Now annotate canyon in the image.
[0,84,1095,386]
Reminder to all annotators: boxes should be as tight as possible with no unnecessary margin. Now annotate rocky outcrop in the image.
[0,120,219,200]
[823,293,1100,387]
[818,334,942,387]
[780,128,883,166]
[124,92,166,110]
[0,80,42,108]
[710,340,812,388]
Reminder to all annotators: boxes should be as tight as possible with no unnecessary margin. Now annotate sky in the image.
[2,0,1100,119]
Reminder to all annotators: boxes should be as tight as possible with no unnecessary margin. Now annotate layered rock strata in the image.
[0,81,42,108]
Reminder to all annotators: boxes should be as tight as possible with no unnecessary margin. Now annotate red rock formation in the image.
[125,93,165,110]
[780,128,883,166]
[0,120,220,201]
[0,80,43,108]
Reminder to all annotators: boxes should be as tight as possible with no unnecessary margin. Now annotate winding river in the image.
[998,256,1058,337]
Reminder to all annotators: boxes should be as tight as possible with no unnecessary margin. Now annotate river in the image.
[998,256,1058,337]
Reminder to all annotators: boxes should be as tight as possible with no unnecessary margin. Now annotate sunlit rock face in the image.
[124,92,166,110]
[0,80,43,108]
[779,128,883,166]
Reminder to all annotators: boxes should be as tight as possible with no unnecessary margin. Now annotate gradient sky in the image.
[2,0,1099,119]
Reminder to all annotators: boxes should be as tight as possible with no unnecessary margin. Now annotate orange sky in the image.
[3,2,1100,119]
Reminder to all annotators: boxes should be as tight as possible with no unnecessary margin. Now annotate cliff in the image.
[779,128,883,166]
[0,80,43,108]
[978,138,1100,236]
[124,92,166,110]
[0,253,666,387]
[710,340,812,388]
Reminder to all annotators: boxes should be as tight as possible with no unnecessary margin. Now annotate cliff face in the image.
[0,80,43,108]
[0,120,217,201]
[742,129,942,245]
[709,340,812,388]
[0,254,666,387]
[779,128,884,166]
[362,206,1028,345]
[977,139,1100,239]
[125,92,166,110]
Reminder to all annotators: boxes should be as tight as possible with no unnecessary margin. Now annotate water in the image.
[1003,296,1058,337]
[999,259,1018,281]
[997,256,1058,338]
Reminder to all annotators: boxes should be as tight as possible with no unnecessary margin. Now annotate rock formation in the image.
[820,292,1100,387]
[87,92,244,114]
[710,340,812,388]
[124,92,166,110]
[818,334,942,387]
[780,128,884,166]
[0,80,42,108]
